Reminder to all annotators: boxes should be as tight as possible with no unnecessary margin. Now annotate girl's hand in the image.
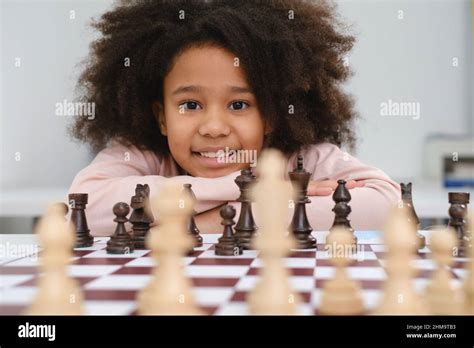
[307,179,365,196]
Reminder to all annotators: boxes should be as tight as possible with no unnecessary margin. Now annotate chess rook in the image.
[215,205,242,256]
[106,202,134,254]
[234,169,258,250]
[330,180,357,247]
[68,193,93,248]
[400,182,425,250]
[289,155,316,249]
[129,184,153,249]
[182,184,203,248]
[448,192,470,257]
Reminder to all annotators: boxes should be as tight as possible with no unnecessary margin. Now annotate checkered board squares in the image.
[0,231,470,315]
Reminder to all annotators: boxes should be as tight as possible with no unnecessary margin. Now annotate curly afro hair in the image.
[71,0,357,157]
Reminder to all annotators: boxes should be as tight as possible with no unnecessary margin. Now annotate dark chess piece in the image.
[129,184,154,249]
[448,192,470,257]
[288,155,316,249]
[400,182,426,250]
[68,193,93,248]
[234,169,258,250]
[330,180,357,247]
[215,205,242,256]
[182,184,203,248]
[106,202,134,254]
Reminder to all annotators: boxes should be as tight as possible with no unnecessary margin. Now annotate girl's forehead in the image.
[164,45,251,92]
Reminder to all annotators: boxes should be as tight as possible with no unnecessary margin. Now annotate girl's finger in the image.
[308,186,333,196]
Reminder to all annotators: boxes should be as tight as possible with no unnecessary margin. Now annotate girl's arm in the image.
[68,141,239,236]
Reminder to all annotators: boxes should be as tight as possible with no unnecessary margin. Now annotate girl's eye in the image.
[229,101,249,111]
[179,101,201,111]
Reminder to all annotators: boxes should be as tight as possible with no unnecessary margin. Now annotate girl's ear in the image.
[152,102,167,136]
[264,121,273,136]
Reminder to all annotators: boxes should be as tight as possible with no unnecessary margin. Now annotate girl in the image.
[68,0,400,236]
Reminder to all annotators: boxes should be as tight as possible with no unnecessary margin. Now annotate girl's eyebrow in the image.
[172,85,253,96]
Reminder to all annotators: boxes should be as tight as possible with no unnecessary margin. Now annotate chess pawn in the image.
[215,205,242,256]
[107,202,134,254]
[448,192,470,257]
[68,193,94,248]
[138,183,202,315]
[330,180,357,247]
[234,169,258,250]
[400,182,425,250]
[425,227,463,315]
[182,184,203,248]
[27,203,83,315]
[248,149,301,314]
[130,184,153,249]
[375,205,427,315]
[320,226,364,315]
[289,155,316,249]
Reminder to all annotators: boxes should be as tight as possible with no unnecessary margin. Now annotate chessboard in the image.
[0,230,469,316]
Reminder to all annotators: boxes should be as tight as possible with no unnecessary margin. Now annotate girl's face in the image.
[155,45,270,178]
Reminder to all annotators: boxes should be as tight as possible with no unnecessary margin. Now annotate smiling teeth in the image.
[199,152,220,158]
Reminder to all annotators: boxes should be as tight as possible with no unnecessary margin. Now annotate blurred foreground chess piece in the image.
[27,203,83,314]
[463,213,474,315]
[248,149,301,314]
[425,227,463,314]
[138,183,202,315]
[375,205,427,315]
[320,226,363,315]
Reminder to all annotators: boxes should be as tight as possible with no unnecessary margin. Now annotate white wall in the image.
[1,0,472,191]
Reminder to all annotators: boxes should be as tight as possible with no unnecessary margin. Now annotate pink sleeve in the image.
[68,142,240,236]
[290,143,401,230]
[228,143,401,231]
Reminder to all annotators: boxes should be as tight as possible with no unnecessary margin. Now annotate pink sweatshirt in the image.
[68,141,400,236]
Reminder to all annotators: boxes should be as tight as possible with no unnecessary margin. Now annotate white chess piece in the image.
[425,227,463,314]
[27,203,83,315]
[138,183,202,315]
[374,205,427,315]
[320,226,364,315]
[247,149,301,315]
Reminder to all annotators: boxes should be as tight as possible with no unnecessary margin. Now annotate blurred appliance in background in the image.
[423,134,474,188]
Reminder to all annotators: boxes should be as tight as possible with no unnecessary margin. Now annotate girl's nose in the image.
[198,108,231,138]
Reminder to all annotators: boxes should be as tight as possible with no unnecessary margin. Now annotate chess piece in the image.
[448,192,470,257]
[374,205,427,314]
[329,180,357,247]
[106,202,134,254]
[27,203,83,314]
[248,149,301,314]
[215,205,242,256]
[182,184,203,248]
[289,155,316,249]
[464,213,474,315]
[425,227,463,314]
[400,182,425,250]
[138,183,202,315]
[320,226,363,315]
[68,193,93,248]
[234,169,258,250]
[130,184,153,249]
